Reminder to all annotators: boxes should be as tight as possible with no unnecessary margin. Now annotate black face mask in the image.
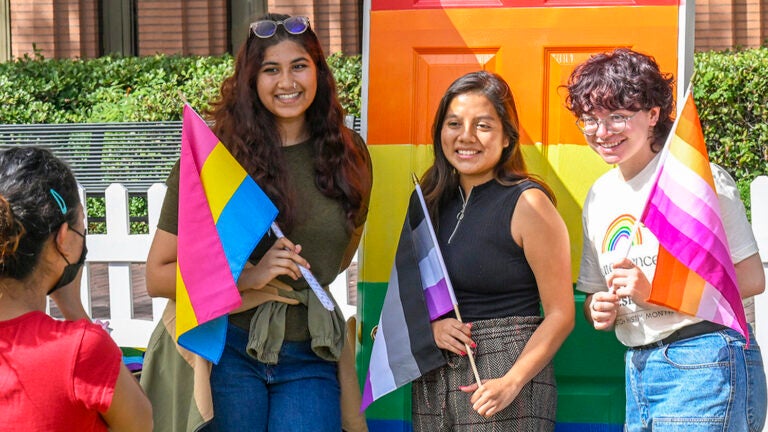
[48,228,87,295]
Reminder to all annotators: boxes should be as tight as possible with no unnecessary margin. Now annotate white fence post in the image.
[104,184,132,327]
[77,183,167,348]
[752,176,768,390]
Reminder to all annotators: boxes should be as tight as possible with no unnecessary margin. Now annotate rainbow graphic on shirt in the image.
[602,214,643,253]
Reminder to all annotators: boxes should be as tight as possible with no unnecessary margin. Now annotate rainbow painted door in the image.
[358,2,683,431]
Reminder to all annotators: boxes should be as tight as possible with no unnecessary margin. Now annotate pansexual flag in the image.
[176,104,278,363]
[361,184,455,411]
[640,90,748,339]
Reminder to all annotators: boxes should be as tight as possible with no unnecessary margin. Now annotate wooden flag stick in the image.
[453,305,483,388]
[412,172,482,387]
[177,90,190,106]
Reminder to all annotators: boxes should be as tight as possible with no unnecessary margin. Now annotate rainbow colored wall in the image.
[358,2,683,430]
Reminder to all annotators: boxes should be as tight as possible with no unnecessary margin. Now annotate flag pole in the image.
[411,173,483,388]
[452,305,484,388]
[270,222,336,311]
[177,90,190,106]
[621,78,696,262]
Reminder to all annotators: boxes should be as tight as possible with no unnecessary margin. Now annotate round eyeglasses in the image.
[576,112,638,136]
[250,16,310,39]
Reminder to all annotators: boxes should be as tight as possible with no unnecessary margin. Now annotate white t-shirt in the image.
[577,153,758,347]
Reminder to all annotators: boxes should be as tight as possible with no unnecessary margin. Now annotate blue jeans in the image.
[625,325,766,432]
[208,324,341,432]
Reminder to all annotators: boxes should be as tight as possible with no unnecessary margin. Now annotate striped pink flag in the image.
[640,91,748,339]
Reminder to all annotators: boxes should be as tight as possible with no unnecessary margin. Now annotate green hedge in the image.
[0,50,361,123]
[693,47,768,217]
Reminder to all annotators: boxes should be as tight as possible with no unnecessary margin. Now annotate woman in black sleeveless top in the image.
[412,71,574,432]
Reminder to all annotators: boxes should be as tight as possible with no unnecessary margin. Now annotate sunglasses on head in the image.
[250,16,310,38]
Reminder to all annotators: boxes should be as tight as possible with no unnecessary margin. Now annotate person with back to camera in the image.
[0,147,153,432]
[411,70,575,431]
[565,48,767,431]
[141,12,372,432]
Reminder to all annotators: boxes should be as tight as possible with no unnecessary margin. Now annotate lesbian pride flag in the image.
[176,105,277,363]
[361,183,455,411]
[640,90,748,339]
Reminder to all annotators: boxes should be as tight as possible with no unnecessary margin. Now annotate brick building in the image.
[0,0,362,60]
[697,0,768,50]
[0,0,764,61]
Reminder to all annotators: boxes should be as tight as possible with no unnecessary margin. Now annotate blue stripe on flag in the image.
[177,315,229,363]
[215,179,278,281]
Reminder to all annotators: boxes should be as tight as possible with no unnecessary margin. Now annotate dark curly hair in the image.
[420,71,554,224]
[0,147,79,280]
[206,13,370,232]
[564,48,675,152]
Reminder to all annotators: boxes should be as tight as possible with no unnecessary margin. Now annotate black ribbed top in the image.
[437,179,542,321]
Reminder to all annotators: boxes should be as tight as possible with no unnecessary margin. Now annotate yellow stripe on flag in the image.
[678,270,706,315]
[175,265,199,338]
[668,135,715,190]
[200,142,248,222]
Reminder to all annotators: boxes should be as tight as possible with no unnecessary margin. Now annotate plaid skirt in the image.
[412,316,556,432]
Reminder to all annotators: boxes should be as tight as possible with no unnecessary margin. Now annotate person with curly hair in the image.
[565,48,766,432]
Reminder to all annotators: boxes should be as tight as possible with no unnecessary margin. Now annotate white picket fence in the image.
[63,183,168,348]
[752,176,768,377]
[62,182,357,348]
[66,178,768,356]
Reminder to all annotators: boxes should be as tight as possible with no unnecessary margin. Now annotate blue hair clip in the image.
[49,188,67,214]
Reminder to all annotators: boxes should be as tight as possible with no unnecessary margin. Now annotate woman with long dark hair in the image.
[412,71,574,431]
[143,13,371,431]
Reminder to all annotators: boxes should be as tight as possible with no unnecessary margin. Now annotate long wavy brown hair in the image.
[420,71,554,225]
[206,13,370,232]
